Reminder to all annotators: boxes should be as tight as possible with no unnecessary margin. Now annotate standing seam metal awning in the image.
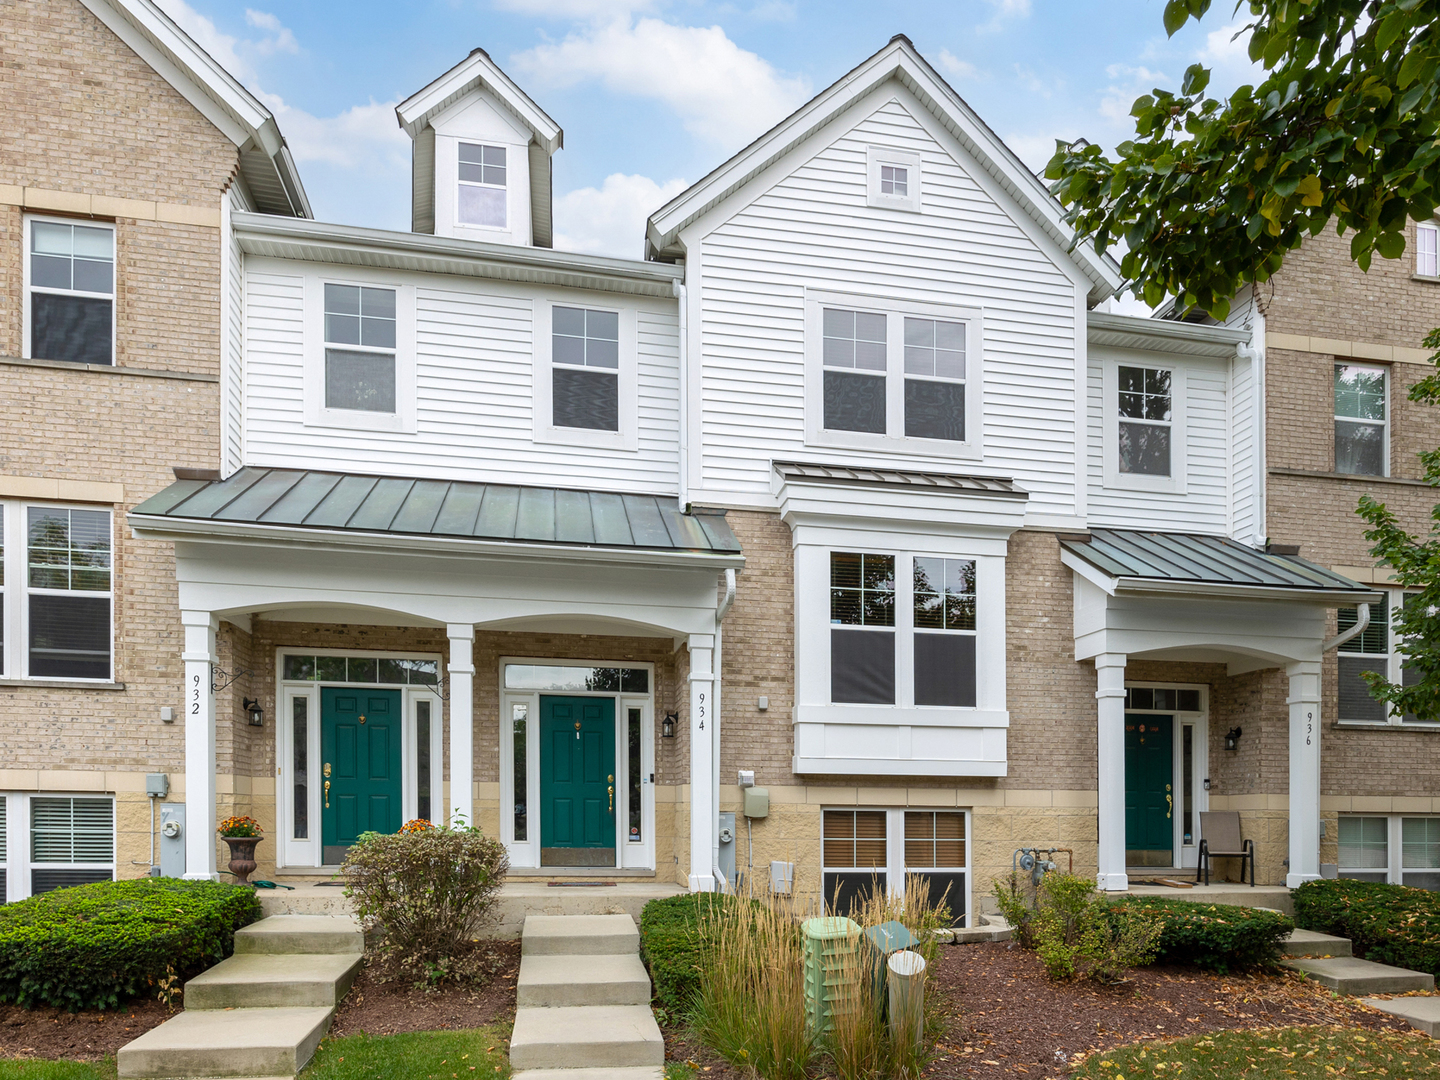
[1061,528,1370,594]
[131,468,742,555]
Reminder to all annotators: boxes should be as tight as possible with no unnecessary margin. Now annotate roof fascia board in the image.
[1059,548,1119,595]
[1088,312,1250,357]
[128,513,744,571]
[396,51,562,154]
[232,212,683,295]
[1115,576,1382,605]
[648,38,1121,298]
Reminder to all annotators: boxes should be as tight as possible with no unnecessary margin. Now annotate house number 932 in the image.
[191,673,201,715]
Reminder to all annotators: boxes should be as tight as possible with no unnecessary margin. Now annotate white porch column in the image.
[1095,653,1128,892]
[181,610,218,880]
[688,633,716,892]
[1286,660,1322,887]
[447,624,475,828]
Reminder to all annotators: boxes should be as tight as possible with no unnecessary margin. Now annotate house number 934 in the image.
[697,691,706,730]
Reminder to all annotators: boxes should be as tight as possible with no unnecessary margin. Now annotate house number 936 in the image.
[1306,711,1313,746]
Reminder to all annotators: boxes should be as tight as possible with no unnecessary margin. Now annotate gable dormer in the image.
[396,48,562,247]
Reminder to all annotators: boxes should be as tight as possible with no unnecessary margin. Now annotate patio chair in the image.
[1198,810,1255,886]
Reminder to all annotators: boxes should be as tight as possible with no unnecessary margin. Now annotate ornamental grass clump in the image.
[341,819,508,986]
[0,878,260,1011]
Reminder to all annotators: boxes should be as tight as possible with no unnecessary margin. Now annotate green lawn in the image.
[300,1025,510,1080]
[0,1062,115,1080]
[1071,1026,1440,1078]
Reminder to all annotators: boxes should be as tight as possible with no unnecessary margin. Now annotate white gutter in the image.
[712,567,737,891]
[1323,599,1371,652]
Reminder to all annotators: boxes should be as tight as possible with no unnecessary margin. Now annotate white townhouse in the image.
[128,36,1381,912]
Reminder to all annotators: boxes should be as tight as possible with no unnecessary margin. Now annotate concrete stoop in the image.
[117,914,365,1079]
[1282,955,1436,995]
[1362,996,1440,1037]
[1282,929,1352,958]
[511,914,664,1080]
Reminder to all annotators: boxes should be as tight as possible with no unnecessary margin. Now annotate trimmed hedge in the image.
[1294,878,1440,976]
[1106,896,1293,973]
[638,892,735,1016]
[0,878,262,1011]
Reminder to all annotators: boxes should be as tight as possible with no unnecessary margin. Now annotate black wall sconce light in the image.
[661,712,679,739]
[1225,726,1243,751]
[243,697,265,728]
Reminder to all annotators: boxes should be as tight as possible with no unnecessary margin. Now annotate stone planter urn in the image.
[222,835,262,885]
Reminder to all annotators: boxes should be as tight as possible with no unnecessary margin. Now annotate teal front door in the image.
[540,696,616,866]
[321,687,402,864]
[1125,713,1174,866]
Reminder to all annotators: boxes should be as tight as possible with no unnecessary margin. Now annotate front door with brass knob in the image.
[1124,712,1175,867]
[539,696,616,866]
[320,687,403,864]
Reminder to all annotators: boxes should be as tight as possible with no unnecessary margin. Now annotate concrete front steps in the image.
[511,914,663,1080]
[117,914,364,1079]
[1363,996,1440,1037]
[1280,929,1434,996]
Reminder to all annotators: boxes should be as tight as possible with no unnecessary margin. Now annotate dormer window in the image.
[458,142,506,228]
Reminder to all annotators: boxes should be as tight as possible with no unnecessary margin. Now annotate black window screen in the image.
[29,595,110,679]
[1339,656,1387,722]
[832,629,895,704]
[31,294,112,365]
[904,379,965,441]
[914,633,976,707]
[824,370,886,433]
[553,368,618,430]
[31,868,111,894]
[823,872,885,917]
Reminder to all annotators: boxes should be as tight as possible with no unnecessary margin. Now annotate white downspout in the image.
[675,278,689,510]
[713,567,736,889]
[1323,599,1370,652]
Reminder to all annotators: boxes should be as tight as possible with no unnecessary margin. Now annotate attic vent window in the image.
[880,165,908,197]
[458,142,506,228]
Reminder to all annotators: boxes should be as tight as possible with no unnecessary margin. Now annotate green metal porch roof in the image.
[1061,528,1369,594]
[132,468,742,555]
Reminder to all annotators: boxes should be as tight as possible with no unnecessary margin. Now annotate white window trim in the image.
[532,298,639,451]
[1334,362,1389,478]
[22,214,117,366]
[274,647,443,869]
[0,500,115,683]
[2,793,116,902]
[1337,588,1431,727]
[1102,359,1188,494]
[303,273,417,434]
[866,147,922,212]
[803,289,984,460]
[820,807,972,922]
[1417,221,1440,280]
[498,656,656,872]
[1337,813,1440,887]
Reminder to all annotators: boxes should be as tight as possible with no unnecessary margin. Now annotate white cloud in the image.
[1013,63,1055,99]
[1197,22,1263,91]
[936,49,978,81]
[257,93,410,170]
[1003,132,1065,175]
[1098,63,1169,123]
[553,173,689,258]
[978,0,1031,33]
[511,17,809,148]
[244,9,299,55]
[157,0,257,82]
[492,0,660,16]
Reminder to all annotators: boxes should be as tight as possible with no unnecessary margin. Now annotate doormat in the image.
[315,881,346,887]
[547,881,616,887]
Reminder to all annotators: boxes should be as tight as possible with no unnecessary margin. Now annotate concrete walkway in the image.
[510,914,663,1080]
[116,915,363,1078]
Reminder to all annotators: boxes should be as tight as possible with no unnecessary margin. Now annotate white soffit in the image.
[645,35,1122,301]
[1087,312,1251,358]
[396,48,563,154]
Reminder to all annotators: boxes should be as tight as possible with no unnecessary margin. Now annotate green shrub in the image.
[993,873,1162,983]
[0,878,261,1011]
[639,892,734,1017]
[1294,878,1440,976]
[1106,896,1293,973]
[341,822,508,986]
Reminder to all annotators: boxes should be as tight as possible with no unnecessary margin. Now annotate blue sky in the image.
[162,0,1263,264]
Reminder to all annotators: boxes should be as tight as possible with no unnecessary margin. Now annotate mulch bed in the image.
[0,998,174,1061]
[328,939,520,1038]
[927,941,1417,1079]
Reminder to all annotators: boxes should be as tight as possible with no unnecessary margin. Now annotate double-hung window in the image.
[1118,366,1173,476]
[830,552,895,703]
[1337,593,1422,724]
[1334,363,1387,476]
[1418,222,1439,278]
[552,306,620,431]
[458,142,507,228]
[903,318,967,441]
[1338,814,1440,890]
[912,558,976,706]
[822,309,887,434]
[24,506,112,680]
[29,796,113,894]
[26,218,114,366]
[324,284,397,414]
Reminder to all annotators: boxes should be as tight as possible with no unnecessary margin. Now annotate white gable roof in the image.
[646,35,1122,303]
[78,0,311,217]
[396,48,563,153]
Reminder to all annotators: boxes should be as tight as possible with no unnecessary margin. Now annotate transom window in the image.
[1418,222,1439,278]
[903,317,967,441]
[1334,363,1387,476]
[880,165,908,197]
[458,142,507,228]
[324,284,397,414]
[282,653,438,685]
[552,306,620,431]
[27,219,114,366]
[822,308,887,434]
[1337,593,1421,724]
[1118,366,1173,476]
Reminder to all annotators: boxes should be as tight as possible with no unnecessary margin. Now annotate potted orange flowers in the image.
[217,815,264,884]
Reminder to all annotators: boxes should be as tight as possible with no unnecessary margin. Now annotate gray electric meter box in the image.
[743,786,769,819]
[159,803,186,878]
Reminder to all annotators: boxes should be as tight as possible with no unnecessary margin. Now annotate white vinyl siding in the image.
[223,187,247,476]
[242,263,680,494]
[1230,352,1257,542]
[691,97,1083,514]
